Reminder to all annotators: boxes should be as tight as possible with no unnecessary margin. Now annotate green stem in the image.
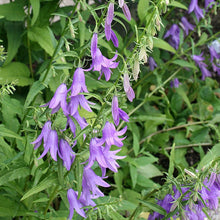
[44,186,59,215]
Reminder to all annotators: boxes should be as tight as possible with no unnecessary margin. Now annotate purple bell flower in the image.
[164,24,180,50]
[98,121,127,147]
[112,95,129,126]
[106,2,114,26]
[31,121,52,150]
[68,95,93,116]
[188,0,204,21]
[67,189,86,219]
[41,83,69,116]
[58,139,75,171]
[90,33,119,81]
[38,129,58,161]
[123,73,135,102]
[69,68,89,96]
[170,78,180,88]
[212,63,220,75]
[205,0,215,9]
[149,57,157,71]
[82,168,110,198]
[180,17,195,35]
[72,111,88,130]
[66,116,76,136]
[209,46,220,62]
[119,1,131,21]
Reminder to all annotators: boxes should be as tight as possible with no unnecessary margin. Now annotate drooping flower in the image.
[106,2,114,26]
[31,121,52,150]
[38,129,59,161]
[192,53,205,65]
[68,95,93,116]
[170,78,180,88]
[90,33,119,81]
[69,68,89,96]
[209,46,220,62]
[205,0,215,9]
[112,96,129,126]
[180,17,195,35]
[98,121,127,147]
[72,111,88,130]
[82,168,110,198]
[58,139,75,171]
[212,63,220,75]
[119,1,131,21]
[123,73,135,102]
[41,83,69,116]
[67,189,86,219]
[164,24,180,50]
[149,57,157,71]
[188,0,204,21]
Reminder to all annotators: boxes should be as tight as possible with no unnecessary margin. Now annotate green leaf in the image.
[172,60,197,69]
[190,127,210,143]
[196,33,208,46]
[114,170,123,195]
[4,22,23,65]
[128,123,140,156]
[0,1,25,21]
[0,125,22,140]
[30,0,40,26]
[0,62,33,86]
[153,38,176,53]
[108,211,127,220]
[0,166,30,186]
[139,200,167,215]
[28,26,56,56]
[198,144,220,170]
[129,164,137,188]
[24,80,45,109]
[176,86,192,111]
[169,1,188,10]
[137,163,162,179]
[21,174,58,201]
[137,0,149,21]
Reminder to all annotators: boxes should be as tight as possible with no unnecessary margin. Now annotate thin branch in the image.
[163,143,212,150]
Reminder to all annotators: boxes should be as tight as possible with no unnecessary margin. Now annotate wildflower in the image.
[180,17,195,35]
[106,2,114,26]
[41,83,69,116]
[98,121,127,147]
[38,129,58,161]
[209,46,220,62]
[72,111,88,130]
[58,139,75,171]
[119,2,131,21]
[188,0,204,21]
[67,189,86,219]
[82,168,110,198]
[90,33,119,81]
[69,68,89,96]
[164,24,180,50]
[205,0,215,9]
[192,53,205,65]
[68,95,93,116]
[31,121,52,150]
[112,96,129,126]
[123,73,135,102]
[149,57,157,71]
[212,63,220,75]
[170,78,180,88]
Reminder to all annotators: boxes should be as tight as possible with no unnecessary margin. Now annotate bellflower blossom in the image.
[209,46,220,62]
[205,0,215,9]
[170,78,180,88]
[149,57,157,71]
[188,0,204,21]
[41,83,69,116]
[58,139,75,171]
[180,17,195,36]
[212,63,220,75]
[98,121,127,147]
[192,53,212,80]
[112,96,129,126]
[123,73,135,102]
[119,1,131,21]
[90,33,119,81]
[164,24,180,50]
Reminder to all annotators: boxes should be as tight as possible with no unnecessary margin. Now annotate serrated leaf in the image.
[0,1,25,21]
[153,38,176,53]
[30,0,40,26]
[21,174,58,201]
[0,166,30,186]
[0,62,33,86]
[172,59,197,69]
[138,200,167,216]
[169,1,188,10]
[4,22,23,65]
[0,125,22,140]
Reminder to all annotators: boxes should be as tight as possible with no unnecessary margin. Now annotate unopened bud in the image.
[139,47,148,63]
[184,168,197,178]
[133,59,140,81]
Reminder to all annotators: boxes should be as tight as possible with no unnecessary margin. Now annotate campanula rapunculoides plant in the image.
[0,0,220,219]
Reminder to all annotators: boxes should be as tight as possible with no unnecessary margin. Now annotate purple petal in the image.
[91,33,98,58]
[106,3,114,25]
[122,3,131,21]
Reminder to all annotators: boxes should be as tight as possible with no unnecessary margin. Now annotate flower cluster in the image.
[32,25,130,218]
[148,172,220,220]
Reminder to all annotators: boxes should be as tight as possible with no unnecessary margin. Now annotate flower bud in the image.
[132,59,140,81]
